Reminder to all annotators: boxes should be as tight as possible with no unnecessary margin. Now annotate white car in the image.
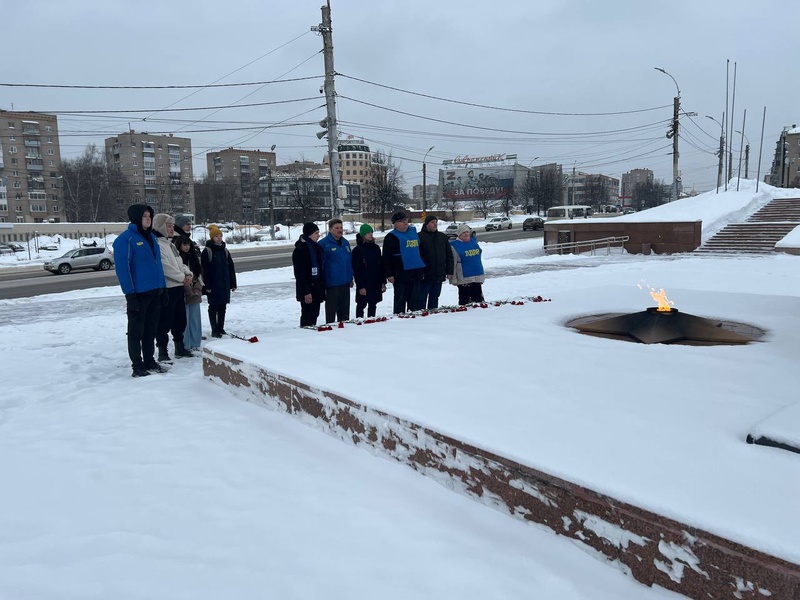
[485,216,513,231]
[43,247,114,275]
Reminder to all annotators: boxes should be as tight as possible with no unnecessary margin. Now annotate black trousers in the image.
[392,277,421,314]
[156,286,186,348]
[208,303,228,334]
[300,300,322,327]
[457,283,484,305]
[325,284,351,323]
[355,296,378,318]
[126,292,161,369]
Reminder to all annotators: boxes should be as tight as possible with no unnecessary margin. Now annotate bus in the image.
[546,205,593,220]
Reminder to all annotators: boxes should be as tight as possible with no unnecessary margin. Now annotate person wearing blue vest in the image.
[318,218,354,323]
[449,223,485,305]
[382,211,425,314]
[113,204,167,378]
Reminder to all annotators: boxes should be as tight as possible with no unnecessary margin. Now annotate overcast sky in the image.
[4,0,798,194]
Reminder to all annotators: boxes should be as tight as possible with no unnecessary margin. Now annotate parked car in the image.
[445,223,460,240]
[7,242,25,252]
[0,243,16,256]
[522,217,545,231]
[43,247,114,275]
[485,216,513,231]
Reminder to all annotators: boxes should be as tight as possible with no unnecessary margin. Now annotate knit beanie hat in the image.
[457,223,471,236]
[391,211,408,224]
[208,224,222,239]
[303,222,319,237]
[359,223,374,237]
[175,215,192,229]
[423,214,438,228]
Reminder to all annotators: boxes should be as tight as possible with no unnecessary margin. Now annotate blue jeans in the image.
[418,280,443,310]
[184,302,202,349]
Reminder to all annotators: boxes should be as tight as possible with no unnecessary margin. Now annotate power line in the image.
[0,75,320,90]
[32,97,320,115]
[339,95,672,137]
[337,72,672,116]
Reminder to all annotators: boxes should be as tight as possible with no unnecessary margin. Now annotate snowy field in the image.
[1,182,798,598]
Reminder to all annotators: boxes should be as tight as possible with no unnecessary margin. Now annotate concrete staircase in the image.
[695,197,800,254]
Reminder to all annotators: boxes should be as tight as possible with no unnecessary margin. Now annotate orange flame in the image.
[649,288,675,312]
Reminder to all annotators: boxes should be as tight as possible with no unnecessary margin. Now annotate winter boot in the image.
[132,366,151,378]
[208,307,219,338]
[174,341,195,359]
[144,362,169,373]
[157,345,172,363]
[218,306,227,335]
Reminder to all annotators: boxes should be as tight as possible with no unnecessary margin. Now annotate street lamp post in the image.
[526,157,539,214]
[422,146,434,213]
[655,67,681,202]
[706,114,725,192]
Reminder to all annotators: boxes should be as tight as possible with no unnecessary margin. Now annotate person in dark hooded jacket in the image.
[351,224,386,318]
[292,222,326,326]
[417,214,454,309]
[201,224,237,337]
[112,204,167,377]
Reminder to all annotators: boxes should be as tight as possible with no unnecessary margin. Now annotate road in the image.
[0,227,541,300]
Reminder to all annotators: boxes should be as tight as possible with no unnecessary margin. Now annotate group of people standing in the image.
[113,204,237,378]
[291,212,485,327]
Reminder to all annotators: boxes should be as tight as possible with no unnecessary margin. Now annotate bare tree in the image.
[582,174,610,211]
[60,145,122,222]
[284,164,321,222]
[365,150,404,231]
[524,165,564,215]
[193,177,239,223]
[632,178,670,211]
[471,178,494,219]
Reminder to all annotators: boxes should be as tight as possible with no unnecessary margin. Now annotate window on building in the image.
[45,125,52,132]
[10,158,17,165]
[17,216,24,223]
[8,135,15,141]
[31,204,46,212]
[131,152,137,158]
[8,121,15,129]
[47,137,53,143]
[0,204,7,212]
[12,170,18,177]
[52,205,60,212]
[51,183,58,189]
[133,161,138,166]
[9,146,17,154]
[16,205,23,212]
[47,148,55,156]
[13,182,21,189]
[49,161,55,167]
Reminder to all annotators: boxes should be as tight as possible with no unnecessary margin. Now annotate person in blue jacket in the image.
[318,218,354,323]
[382,211,425,314]
[449,223,486,305]
[113,204,167,378]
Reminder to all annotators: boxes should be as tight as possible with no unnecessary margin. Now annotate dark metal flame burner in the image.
[569,308,765,345]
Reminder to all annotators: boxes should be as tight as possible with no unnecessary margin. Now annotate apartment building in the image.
[768,125,800,188]
[620,168,654,202]
[0,110,63,223]
[322,138,372,187]
[563,171,621,206]
[206,148,277,222]
[105,131,195,216]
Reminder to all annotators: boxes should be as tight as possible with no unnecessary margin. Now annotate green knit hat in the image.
[359,223,374,237]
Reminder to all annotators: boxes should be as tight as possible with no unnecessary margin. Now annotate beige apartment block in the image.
[206,148,277,221]
[0,110,63,223]
[105,131,195,216]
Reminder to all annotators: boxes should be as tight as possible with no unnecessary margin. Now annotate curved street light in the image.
[422,145,435,212]
[654,67,680,97]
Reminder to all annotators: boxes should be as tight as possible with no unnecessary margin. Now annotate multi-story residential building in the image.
[563,171,620,207]
[105,131,195,217]
[206,148,277,222]
[0,110,63,223]
[322,138,372,187]
[412,184,439,204]
[768,125,800,188]
[620,168,654,205]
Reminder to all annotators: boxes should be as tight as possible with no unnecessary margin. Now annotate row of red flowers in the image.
[312,296,551,332]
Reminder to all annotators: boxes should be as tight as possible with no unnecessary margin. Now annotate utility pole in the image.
[744,143,750,179]
[268,168,275,240]
[313,1,341,219]
[422,146,434,213]
[655,68,680,202]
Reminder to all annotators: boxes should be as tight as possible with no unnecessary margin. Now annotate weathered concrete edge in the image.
[204,349,800,599]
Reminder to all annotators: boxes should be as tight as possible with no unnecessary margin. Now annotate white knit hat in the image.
[457,223,471,236]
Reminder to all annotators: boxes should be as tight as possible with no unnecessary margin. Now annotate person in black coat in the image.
[418,214,454,309]
[292,222,326,327]
[351,224,386,318]
[201,225,237,337]
[382,211,425,314]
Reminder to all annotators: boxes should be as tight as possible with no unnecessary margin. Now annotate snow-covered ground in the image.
[1,181,799,598]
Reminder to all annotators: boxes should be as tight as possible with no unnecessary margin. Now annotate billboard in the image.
[440,167,515,201]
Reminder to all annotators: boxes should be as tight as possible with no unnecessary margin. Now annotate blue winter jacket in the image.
[113,223,166,294]
[318,232,354,287]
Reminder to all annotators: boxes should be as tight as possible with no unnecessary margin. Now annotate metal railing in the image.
[544,235,629,255]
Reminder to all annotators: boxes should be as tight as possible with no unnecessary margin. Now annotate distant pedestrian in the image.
[318,218,354,323]
[449,223,485,305]
[351,223,386,318]
[201,224,237,338]
[153,214,194,361]
[418,214,454,309]
[292,222,326,327]
[176,236,203,351]
[112,204,167,378]
[382,211,425,314]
